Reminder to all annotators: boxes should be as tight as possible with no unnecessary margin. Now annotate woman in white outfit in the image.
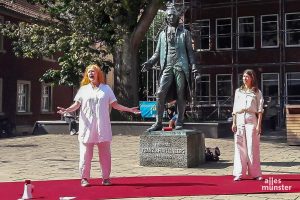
[231,69,264,181]
[57,64,140,187]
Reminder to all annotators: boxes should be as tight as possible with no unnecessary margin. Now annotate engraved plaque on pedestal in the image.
[140,130,205,168]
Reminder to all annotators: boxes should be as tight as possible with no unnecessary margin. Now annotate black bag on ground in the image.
[205,147,220,161]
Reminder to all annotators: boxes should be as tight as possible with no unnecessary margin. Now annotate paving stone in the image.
[0,130,299,199]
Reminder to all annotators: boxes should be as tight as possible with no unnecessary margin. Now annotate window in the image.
[261,73,279,102]
[42,55,56,62]
[198,19,210,50]
[17,81,31,113]
[216,18,232,50]
[286,72,300,104]
[261,15,279,48]
[238,16,255,49]
[285,13,300,47]
[41,84,53,112]
[216,74,232,104]
[195,74,210,103]
[0,16,4,52]
[237,73,243,88]
[0,78,2,113]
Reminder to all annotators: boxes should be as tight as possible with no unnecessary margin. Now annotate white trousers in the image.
[79,141,111,180]
[233,123,262,178]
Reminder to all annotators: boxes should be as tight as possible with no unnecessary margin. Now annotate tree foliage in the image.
[138,10,166,100]
[0,0,164,86]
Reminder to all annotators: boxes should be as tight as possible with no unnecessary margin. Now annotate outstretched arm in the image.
[111,101,140,114]
[57,101,81,115]
[141,31,162,72]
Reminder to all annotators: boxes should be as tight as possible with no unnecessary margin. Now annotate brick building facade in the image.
[0,0,74,134]
[185,0,300,127]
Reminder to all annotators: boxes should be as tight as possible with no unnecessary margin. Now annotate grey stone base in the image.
[140,129,205,168]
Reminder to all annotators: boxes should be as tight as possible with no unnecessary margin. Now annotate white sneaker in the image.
[70,130,77,135]
[233,176,241,181]
[255,176,263,181]
[81,178,89,187]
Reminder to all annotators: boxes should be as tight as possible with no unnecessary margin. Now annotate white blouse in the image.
[232,88,264,115]
[74,83,117,143]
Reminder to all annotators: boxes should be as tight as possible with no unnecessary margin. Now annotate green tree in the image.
[138,10,166,100]
[0,0,165,106]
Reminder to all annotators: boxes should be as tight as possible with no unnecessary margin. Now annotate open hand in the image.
[130,107,141,115]
[256,125,262,135]
[141,62,152,72]
[57,106,67,115]
[232,124,237,133]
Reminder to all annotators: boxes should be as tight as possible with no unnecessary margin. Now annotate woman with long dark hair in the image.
[231,69,264,181]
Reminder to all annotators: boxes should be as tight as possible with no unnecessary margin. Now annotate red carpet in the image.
[1,174,300,200]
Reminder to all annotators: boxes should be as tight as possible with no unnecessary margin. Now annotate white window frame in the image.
[0,16,5,52]
[41,83,53,113]
[238,16,255,49]
[195,74,211,104]
[16,80,31,113]
[216,18,232,50]
[42,55,56,62]
[261,14,279,48]
[285,12,300,47]
[0,78,3,113]
[216,74,232,105]
[198,19,210,51]
[261,73,280,103]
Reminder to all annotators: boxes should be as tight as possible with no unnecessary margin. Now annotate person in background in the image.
[265,97,277,131]
[231,69,264,181]
[63,111,78,135]
[166,103,177,128]
[57,64,140,187]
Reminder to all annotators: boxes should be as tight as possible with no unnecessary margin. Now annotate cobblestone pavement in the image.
[0,130,299,200]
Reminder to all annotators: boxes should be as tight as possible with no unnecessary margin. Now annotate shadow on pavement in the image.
[197,160,232,169]
[261,161,300,167]
[260,129,287,144]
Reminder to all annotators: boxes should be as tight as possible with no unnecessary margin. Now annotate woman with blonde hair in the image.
[231,69,264,181]
[57,64,140,187]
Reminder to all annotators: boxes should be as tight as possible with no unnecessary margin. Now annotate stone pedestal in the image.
[140,129,205,168]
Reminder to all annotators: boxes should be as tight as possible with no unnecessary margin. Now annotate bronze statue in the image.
[141,4,197,131]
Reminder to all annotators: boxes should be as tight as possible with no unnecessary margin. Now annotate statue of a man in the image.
[141,5,196,131]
